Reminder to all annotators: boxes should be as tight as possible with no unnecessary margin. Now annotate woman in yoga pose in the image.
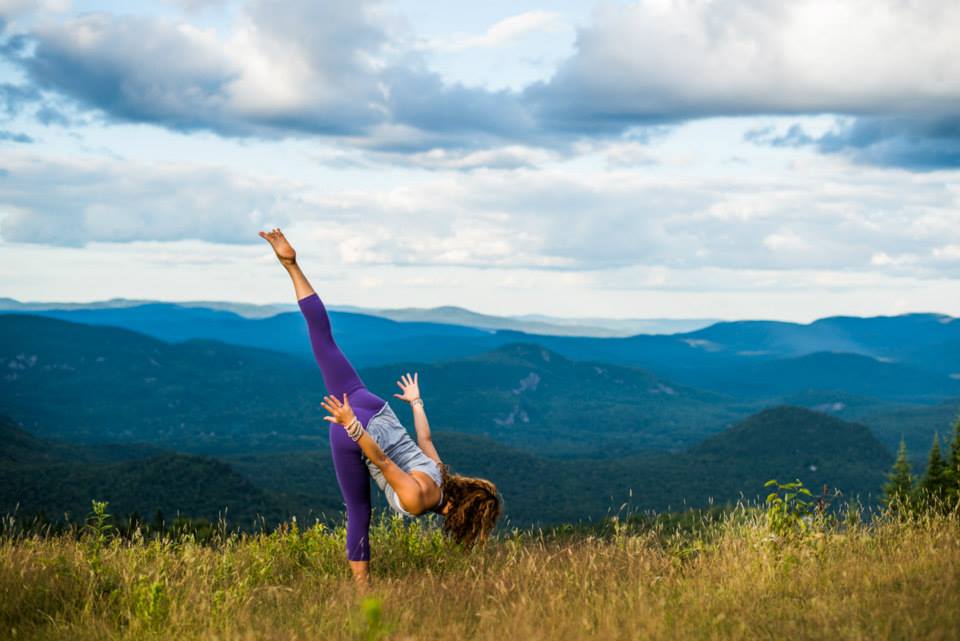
[259,228,500,584]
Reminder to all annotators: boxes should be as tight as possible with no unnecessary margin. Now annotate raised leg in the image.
[260,228,382,584]
[297,293,385,422]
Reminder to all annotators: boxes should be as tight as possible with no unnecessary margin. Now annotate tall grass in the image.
[2,503,958,641]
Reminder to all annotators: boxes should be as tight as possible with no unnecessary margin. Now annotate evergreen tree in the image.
[882,437,914,512]
[918,432,947,508]
[946,417,960,507]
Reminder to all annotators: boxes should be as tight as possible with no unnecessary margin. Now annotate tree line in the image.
[883,417,960,512]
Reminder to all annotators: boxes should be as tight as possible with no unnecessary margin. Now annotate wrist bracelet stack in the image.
[344,417,365,442]
[410,397,425,409]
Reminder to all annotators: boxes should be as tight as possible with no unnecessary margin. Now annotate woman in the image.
[259,228,501,584]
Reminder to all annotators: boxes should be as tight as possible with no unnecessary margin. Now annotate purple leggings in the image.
[299,292,383,561]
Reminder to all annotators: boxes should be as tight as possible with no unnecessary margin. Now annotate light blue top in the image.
[363,401,443,517]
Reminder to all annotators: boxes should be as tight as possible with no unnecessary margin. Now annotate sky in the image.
[0,0,958,321]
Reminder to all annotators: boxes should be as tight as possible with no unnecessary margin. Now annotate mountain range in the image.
[7,311,957,455]
[0,297,717,336]
[2,300,958,526]
[0,407,891,526]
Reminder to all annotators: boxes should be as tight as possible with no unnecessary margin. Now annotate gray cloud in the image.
[814,116,960,171]
[0,155,295,246]
[2,0,959,170]
[4,0,539,153]
[0,81,40,116]
[746,117,960,170]
[0,129,31,142]
[2,151,959,282]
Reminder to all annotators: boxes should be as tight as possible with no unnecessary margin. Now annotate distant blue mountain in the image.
[4,303,959,403]
[680,351,960,401]
[685,314,960,361]
[16,304,493,366]
[0,297,719,337]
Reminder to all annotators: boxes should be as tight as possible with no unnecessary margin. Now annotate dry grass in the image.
[1,508,958,641]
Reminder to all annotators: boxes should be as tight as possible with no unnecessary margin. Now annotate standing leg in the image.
[329,425,372,562]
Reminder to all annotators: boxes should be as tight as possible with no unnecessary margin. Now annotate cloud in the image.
[3,150,959,283]
[426,11,567,52]
[0,129,31,142]
[310,161,960,276]
[0,154,297,246]
[1,0,958,170]
[813,116,960,170]
[3,0,537,154]
[0,82,37,115]
[161,0,229,11]
[7,2,392,137]
[371,145,559,171]
[0,0,69,21]
[746,116,960,170]
[525,0,960,130]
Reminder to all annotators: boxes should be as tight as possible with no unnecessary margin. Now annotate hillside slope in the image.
[232,407,892,524]
[9,305,960,385]
[0,416,289,524]
[2,406,891,526]
[0,315,752,456]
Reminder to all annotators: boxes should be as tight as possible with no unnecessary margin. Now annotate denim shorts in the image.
[363,402,443,517]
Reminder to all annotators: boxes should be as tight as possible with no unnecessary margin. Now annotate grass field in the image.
[2,503,958,641]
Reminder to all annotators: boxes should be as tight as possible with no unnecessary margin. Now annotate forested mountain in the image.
[0,297,715,336]
[0,314,329,453]
[5,304,959,388]
[2,314,957,458]
[0,416,291,525]
[0,315,751,456]
[1,407,892,526]
[3,303,491,367]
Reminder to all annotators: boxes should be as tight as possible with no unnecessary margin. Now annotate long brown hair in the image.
[439,464,501,548]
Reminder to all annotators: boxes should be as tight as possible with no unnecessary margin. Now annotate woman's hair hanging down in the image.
[438,464,501,548]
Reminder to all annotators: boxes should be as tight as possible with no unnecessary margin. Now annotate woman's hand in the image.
[321,393,356,426]
[393,372,421,403]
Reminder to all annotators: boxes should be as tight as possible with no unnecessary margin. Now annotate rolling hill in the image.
[1,407,893,527]
[0,416,291,525]
[6,303,959,392]
[250,406,892,523]
[0,297,717,337]
[0,314,753,456]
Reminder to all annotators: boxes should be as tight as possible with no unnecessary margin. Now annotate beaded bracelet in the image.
[410,397,425,409]
[344,417,364,442]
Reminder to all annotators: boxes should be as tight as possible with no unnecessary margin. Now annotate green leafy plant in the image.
[764,479,814,540]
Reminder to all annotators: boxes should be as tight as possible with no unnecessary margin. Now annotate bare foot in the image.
[259,228,297,266]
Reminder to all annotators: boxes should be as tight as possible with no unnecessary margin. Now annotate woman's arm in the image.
[394,372,442,464]
[321,393,438,514]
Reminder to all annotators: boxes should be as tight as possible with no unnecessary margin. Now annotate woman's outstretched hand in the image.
[321,393,356,426]
[259,228,297,266]
[393,372,421,403]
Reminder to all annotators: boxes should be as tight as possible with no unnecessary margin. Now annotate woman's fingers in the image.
[323,394,343,407]
[414,372,418,384]
[323,416,337,423]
